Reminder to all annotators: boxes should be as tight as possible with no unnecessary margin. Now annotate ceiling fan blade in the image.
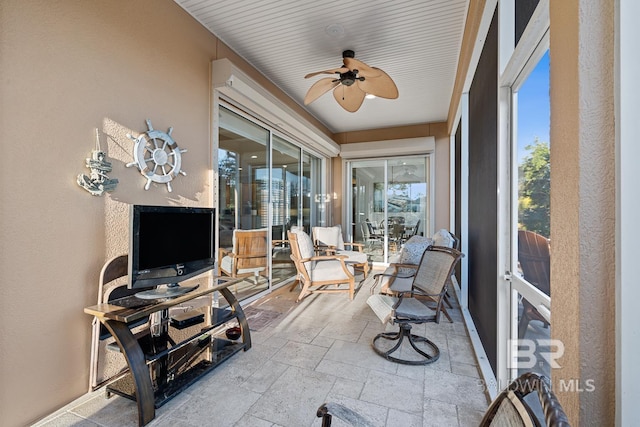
[343,57,383,78]
[304,67,349,79]
[333,84,366,112]
[304,78,340,105]
[357,68,399,99]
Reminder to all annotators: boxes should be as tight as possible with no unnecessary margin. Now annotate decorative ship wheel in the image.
[126,119,187,192]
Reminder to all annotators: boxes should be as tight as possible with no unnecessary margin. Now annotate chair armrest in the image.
[232,253,268,260]
[343,242,364,252]
[308,254,348,262]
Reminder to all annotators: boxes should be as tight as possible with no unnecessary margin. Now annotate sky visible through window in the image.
[517,50,550,162]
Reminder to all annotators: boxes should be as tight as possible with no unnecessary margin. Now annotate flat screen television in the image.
[128,204,215,299]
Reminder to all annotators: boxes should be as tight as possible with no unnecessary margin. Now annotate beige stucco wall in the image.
[0,1,335,425]
[0,2,218,425]
[550,0,616,424]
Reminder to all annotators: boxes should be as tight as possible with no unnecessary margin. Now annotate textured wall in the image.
[549,0,616,424]
[0,2,450,424]
[0,2,220,424]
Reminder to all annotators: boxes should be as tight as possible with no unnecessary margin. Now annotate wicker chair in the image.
[480,372,570,426]
[317,372,569,427]
[367,246,463,364]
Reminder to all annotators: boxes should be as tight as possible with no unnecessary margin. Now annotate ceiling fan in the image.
[304,50,398,112]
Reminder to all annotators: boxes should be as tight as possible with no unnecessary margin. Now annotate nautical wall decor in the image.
[126,119,187,192]
[77,129,119,196]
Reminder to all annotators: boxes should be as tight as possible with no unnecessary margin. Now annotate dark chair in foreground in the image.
[518,230,551,338]
[316,402,375,427]
[367,246,463,365]
[479,372,570,426]
[317,372,569,427]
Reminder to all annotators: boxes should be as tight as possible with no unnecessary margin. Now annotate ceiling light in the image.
[251,155,257,159]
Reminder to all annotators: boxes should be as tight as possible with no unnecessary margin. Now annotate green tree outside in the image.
[518,139,550,238]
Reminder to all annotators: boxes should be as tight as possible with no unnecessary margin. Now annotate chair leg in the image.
[371,323,440,365]
[438,305,453,323]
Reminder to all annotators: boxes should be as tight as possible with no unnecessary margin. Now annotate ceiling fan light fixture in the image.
[304,50,398,112]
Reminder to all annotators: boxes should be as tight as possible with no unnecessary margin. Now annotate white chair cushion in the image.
[313,225,344,250]
[309,259,353,282]
[336,249,367,264]
[221,255,265,276]
[432,229,454,248]
[292,228,315,271]
[366,294,398,324]
[399,240,431,265]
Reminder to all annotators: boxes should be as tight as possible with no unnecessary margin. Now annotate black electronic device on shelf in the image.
[128,204,215,299]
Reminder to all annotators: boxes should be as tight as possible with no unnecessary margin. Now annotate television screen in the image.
[129,205,215,289]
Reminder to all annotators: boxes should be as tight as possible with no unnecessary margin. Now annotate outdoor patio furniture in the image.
[479,372,570,426]
[312,225,370,278]
[367,245,463,364]
[218,228,269,282]
[517,230,551,338]
[288,228,357,302]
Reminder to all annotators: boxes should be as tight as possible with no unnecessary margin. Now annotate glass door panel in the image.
[349,157,429,264]
[218,106,269,300]
[511,50,551,378]
[302,152,324,231]
[271,136,299,285]
[351,160,386,263]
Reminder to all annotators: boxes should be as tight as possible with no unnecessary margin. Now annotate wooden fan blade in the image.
[357,68,399,99]
[304,78,340,105]
[343,57,382,78]
[333,84,366,112]
[304,67,349,79]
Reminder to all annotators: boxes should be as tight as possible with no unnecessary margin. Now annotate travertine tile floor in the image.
[35,272,489,427]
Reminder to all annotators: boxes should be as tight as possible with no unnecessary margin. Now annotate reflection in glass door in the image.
[271,136,300,285]
[511,50,552,379]
[218,106,270,301]
[350,157,429,264]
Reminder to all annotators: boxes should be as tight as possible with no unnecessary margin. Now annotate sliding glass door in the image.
[217,105,326,300]
[349,157,430,264]
[271,136,300,285]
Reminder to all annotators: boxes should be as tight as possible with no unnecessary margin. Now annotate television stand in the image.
[135,283,199,300]
[85,278,251,426]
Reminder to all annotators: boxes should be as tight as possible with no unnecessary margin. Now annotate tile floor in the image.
[35,272,489,427]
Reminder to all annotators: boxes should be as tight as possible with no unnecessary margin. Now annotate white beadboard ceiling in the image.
[175,0,468,134]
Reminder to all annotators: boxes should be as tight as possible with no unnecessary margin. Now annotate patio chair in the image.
[363,219,384,251]
[479,372,570,426]
[312,225,369,279]
[371,235,457,323]
[316,372,569,427]
[288,228,357,302]
[218,228,269,282]
[366,246,463,364]
[517,230,551,338]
